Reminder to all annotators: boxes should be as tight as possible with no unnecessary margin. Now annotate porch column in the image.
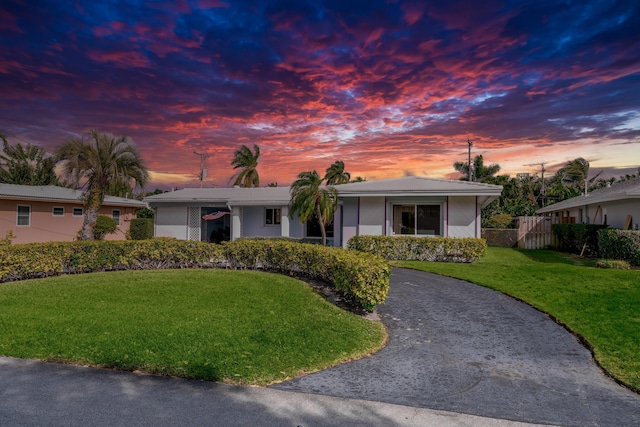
[280,206,290,237]
[231,206,242,241]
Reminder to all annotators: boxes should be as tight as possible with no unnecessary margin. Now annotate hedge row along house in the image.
[144,176,503,247]
[0,184,146,244]
[537,177,640,230]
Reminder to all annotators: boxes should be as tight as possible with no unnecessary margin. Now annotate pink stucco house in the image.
[0,184,147,244]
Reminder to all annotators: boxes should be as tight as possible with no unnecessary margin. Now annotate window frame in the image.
[52,206,65,217]
[17,205,31,227]
[391,203,442,237]
[264,207,281,227]
[73,207,84,217]
[112,209,121,226]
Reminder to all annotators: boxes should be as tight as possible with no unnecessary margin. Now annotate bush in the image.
[0,239,225,281]
[595,259,631,270]
[598,229,640,266]
[222,239,390,310]
[0,238,390,311]
[347,236,486,262]
[483,213,514,229]
[552,224,608,257]
[93,215,118,240]
[129,218,154,240]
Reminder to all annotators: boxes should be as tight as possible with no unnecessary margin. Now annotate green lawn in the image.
[0,269,385,385]
[396,247,640,392]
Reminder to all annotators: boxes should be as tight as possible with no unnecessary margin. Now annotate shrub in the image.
[0,239,225,281]
[595,259,631,270]
[347,235,486,262]
[484,213,514,229]
[129,218,154,240]
[0,238,390,311]
[598,229,640,266]
[93,215,118,240]
[223,239,390,310]
[552,224,608,257]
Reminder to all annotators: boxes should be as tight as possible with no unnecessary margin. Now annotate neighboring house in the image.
[144,176,502,247]
[0,184,147,244]
[537,178,640,229]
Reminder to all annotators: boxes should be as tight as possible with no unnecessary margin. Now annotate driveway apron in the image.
[273,268,640,426]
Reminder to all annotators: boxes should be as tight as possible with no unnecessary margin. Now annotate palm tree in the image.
[0,140,58,185]
[289,170,338,246]
[454,155,500,183]
[325,160,351,185]
[230,144,260,187]
[556,157,601,193]
[56,130,149,240]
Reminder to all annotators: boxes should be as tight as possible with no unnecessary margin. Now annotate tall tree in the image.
[324,160,351,185]
[56,130,149,240]
[556,157,600,192]
[230,144,260,187]
[289,170,338,246]
[454,155,500,183]
[0,140,58,185]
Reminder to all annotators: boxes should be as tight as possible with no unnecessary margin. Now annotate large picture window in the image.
[393,204,441,236]
[265,208,281,226]
[306,213,334,238]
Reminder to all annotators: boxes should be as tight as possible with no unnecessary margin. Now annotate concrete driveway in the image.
[273,268,640,426]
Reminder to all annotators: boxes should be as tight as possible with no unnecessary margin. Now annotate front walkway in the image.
[273,268,640,426]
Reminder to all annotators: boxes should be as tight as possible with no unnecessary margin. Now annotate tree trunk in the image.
[316,203,327,246]
[81,205,99,240]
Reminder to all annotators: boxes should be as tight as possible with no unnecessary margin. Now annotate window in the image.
[73,207,83,217]
[265,208,281,226]
[53,206,65,216]
[306,213,334,238]
[112,209,121,226]
[393,204,441,236]
[17,205,30,226]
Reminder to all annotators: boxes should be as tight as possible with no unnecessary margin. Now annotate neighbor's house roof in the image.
[145,176,503,208]
[537,178,640,214]
[0,184,147,208]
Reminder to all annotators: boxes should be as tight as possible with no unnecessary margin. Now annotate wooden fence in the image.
[516,216,558,249]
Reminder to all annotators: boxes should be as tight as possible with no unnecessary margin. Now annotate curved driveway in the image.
[273,268,640,426]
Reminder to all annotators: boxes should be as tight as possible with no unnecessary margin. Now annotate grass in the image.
[0,269,386,385]
[395,247,640,392]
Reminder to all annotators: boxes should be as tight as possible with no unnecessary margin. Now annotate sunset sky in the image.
[1,0,639,189]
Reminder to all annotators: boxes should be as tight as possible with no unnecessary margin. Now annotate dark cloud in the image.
[0,0,638,186]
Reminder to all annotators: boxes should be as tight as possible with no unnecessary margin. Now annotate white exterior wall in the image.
[155,206,188,239]
[341,198,359,248]
[358,197,386,236]
[555,199,640,229]
[447,196,478,238]
[603,199,640,229]
[241,206,282,238]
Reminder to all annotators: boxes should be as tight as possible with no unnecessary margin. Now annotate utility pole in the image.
[524,161,547,206]
[193,151,209,188]
[467,139,473,182]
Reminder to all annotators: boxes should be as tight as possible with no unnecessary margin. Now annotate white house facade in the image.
[537,178,640,229]
[144,177,502,247]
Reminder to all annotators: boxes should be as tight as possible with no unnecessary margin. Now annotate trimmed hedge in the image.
[0,239,225,281]
[598,229,640,266]
[222,239,390,310]
[129,218,154,240]
[552,224,608,257]
[0,238,390,311]
[347,235,486,262]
